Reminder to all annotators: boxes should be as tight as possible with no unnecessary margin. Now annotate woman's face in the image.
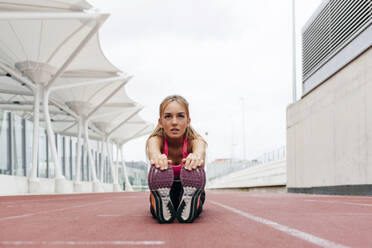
[159,101,190,139]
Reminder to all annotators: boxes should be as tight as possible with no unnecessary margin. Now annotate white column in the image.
[30,84,41,181]
[112,143,122,192]
[28,84,41,193]
[82,119,103,192]
[83,119,99,182]
[112,143,118,185]
[115,143,120,183]
[100,138,105,183]
[42,88,64,179]
[106,141,117,185]
[120,145,133,192]
[75,119,83,184]
[43,88,71,193]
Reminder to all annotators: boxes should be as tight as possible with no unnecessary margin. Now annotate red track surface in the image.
[0,191,371,248]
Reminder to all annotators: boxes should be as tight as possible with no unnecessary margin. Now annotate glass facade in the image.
[0,110,114,183]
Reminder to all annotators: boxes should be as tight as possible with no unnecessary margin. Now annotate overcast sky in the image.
[90,0,323,162]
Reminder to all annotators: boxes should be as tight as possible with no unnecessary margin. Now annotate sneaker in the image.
[148,165,176,223]
[177,166,206,223]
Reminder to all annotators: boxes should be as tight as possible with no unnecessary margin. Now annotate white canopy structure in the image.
[92,105,153,191]
[0,0,93,12]
[0,1,153,194]
[0,8,110,192]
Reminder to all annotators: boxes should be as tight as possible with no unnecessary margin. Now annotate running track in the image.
[0,191,371,248]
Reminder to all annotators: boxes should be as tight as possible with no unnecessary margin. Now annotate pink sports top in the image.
[163,137,189,179]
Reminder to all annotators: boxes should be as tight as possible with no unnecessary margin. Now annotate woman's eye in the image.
[164,115,171,119]
[177,115,185,118]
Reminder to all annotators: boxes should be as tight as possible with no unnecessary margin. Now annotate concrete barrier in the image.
[286,48,372,195]
[207,159,286,189]
[0,174,28,195]
[0,174,121,196]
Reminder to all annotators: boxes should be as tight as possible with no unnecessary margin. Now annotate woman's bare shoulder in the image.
[189,136,206,150]
[148,135,163,145]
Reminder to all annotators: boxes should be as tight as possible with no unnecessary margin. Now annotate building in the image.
[0,1,153,195]
[287,0,371,195]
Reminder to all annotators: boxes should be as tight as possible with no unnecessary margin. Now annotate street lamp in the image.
[292,0,297,103]
[240,97,246,160]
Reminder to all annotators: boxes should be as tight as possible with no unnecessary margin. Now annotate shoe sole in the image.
[177,166,206,223]
[148,166,175,223]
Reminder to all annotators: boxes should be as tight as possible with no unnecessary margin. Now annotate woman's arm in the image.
[182,137,207,170]
[147,136,171,170]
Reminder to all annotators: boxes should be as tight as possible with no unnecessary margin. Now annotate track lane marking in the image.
[0,241,164,246]
[0,196,108,205]
[210,201,350,248]
[0,200,112,221]
[0,195,143,205]
[304,199,372,207]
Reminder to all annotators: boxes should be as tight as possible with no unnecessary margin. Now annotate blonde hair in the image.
[147,95,206,144]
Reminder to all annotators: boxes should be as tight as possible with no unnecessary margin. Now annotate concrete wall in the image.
[0,175,29,195]
[287,48,372,189]
[207,159,286,189]
[0,174,120,196]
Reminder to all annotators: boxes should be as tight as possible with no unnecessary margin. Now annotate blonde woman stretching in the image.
[147,95,207,223]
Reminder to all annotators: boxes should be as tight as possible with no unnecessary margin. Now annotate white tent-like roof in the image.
[0,13,108,80]
[0,0,93,12]
[112,121,154,146]
[0,1,153,193]
[63,33,120,78]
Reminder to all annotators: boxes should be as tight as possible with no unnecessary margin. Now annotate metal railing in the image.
[206,146,286,181]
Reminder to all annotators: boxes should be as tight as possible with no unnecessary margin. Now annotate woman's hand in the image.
[150,154,172,171]
[182,153,204,171]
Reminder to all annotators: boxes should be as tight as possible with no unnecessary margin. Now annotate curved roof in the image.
[0,14,107,74]
[63,33,121,78]
[0,1,152,146]
[51,77,132,111]
[111,119,154,145]
[0,0,93,12]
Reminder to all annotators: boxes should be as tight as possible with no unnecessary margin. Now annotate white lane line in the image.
[210,201,350,248]
[0,213,34,220]
[97,214,144,217]
[304,199,372,207]
[297,213,372,216]
[0,200,112,221]
[0,241,164,246]
[0,196,106,205]
[115,196,143,199]
[97,214,123,217]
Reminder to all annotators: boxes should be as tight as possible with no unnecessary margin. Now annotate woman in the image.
[146,95,207,223]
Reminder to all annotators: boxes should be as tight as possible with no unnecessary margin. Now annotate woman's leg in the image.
[195,190,206,218]
[148,166,176,223]
[149,194,156,218]
[170,180,183,210]
[177,167,206,223]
